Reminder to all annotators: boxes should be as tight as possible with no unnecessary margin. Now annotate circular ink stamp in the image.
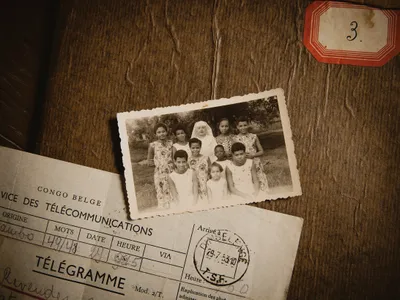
[193,229,250,286]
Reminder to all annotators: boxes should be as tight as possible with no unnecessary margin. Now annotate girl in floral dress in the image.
[234,117,269,192]
[188,137,211,204]
[147,123,174,209]
[215,118,235,158]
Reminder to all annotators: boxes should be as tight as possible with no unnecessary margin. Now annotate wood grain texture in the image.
[0,0,56,150]
[37,0,400,298]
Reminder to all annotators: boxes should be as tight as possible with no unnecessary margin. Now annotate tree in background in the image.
[127,96,280,147]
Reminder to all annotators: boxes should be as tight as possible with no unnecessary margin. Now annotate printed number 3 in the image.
[346,21,358,41]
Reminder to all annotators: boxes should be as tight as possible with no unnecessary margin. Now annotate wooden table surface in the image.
[2,0,399,299]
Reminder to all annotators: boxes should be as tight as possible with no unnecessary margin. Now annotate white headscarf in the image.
[191,121,217,160]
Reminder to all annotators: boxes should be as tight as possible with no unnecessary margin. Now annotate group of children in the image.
[146,117,269,209]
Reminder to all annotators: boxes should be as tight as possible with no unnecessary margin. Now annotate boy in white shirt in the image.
[168,150,198,208]
[226,142,259,201]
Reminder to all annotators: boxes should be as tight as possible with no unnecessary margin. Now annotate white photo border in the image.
[117,88,301,219]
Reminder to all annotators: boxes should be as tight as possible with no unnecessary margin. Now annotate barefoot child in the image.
[226,142,259,201]
[147,123,173,209]
[234,116,269,192]
[207,162,228,203]
[215,118,235,157]
[172,124,190,157]
[188,137,211,203]
[168,150,198,208]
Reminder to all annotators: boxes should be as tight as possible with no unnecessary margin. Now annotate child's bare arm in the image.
[207,185,212,203]
[168,175,179,203]
[253,135,264,158]
[172,146,177,158]
[192,171,199,205]
[168,145,174,168]
[222,181,228,200]
[147,143,155,165]
[226,167,249,199]
[251,161,260,195]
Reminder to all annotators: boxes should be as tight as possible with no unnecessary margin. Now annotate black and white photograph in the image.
[118,89,301,218]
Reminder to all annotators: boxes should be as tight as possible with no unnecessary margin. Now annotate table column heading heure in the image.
[1,204,247,299]
[0,205,191,281]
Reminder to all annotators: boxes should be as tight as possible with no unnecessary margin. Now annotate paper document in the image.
[117,89,301,219]
[0,147,303,300]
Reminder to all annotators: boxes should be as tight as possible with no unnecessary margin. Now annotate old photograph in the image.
[118,89,301,218]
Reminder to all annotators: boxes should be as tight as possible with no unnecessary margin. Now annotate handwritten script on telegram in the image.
[0,147,303,300]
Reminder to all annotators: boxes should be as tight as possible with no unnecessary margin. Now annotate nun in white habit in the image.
[191,121,217,162]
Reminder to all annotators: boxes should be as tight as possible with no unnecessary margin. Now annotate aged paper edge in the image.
[117,88,302,220]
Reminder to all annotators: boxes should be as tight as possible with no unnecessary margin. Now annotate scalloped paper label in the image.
[304,1,400,66]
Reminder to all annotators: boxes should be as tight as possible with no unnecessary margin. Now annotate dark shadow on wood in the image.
[109,118,132,220]
[28,0,61,153]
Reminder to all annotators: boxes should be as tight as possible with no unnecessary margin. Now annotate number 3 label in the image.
[304,1,400,66]
[346,21,358,41]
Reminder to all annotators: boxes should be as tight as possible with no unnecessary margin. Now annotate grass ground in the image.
[129,144,292,211]
[131,162,158,210]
